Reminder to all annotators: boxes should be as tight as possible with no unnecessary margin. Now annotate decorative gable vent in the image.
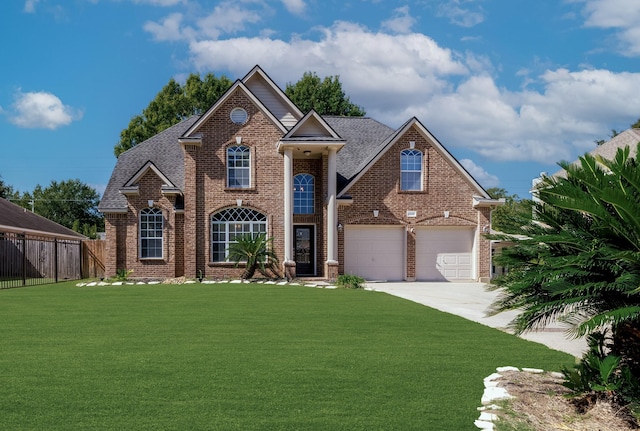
[230,107,248,124]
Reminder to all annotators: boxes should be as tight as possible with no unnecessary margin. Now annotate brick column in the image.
[183,145,198,279]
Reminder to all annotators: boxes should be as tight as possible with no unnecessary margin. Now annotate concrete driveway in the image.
[366,281,587,358]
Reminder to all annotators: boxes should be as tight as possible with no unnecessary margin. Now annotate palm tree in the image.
[489,143,640,377]
[226,233,281,279]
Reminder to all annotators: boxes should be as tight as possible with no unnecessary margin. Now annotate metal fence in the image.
[0,231,83,289]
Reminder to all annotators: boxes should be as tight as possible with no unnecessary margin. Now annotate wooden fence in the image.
[0,231,105,289]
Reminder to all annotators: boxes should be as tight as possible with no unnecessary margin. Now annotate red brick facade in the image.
[101,66,500,282]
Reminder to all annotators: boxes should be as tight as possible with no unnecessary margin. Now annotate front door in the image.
[294,226,315,276]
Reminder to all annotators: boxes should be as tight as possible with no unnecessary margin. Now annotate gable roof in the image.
[0,197,85,240]
[99,116,198,212]
[333,117,491,198]
[553,128,640,178]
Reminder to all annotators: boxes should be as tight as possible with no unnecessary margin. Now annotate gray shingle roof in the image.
[323,116,396,189]
[98,116,198,211]
[0,197,85,239]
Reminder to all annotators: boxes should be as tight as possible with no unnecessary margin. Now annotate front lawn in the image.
[0,282,573,430]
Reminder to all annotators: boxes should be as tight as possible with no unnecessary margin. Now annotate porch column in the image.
[325,147,339,279]
[283,148,295,279]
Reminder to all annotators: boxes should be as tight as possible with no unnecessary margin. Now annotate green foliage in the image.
[114,268,133,281]
[486,187,534,233]
[336,273,366,289]
[12,179,104,234]
[489,143,640,402]
[0,175,17,200]
[114,73,233,157]
[285,71,366,116]
[226,233,281,279]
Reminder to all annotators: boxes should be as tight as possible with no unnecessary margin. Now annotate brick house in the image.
[99,66,502,282]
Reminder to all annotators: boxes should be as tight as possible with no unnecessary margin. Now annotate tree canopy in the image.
[12,179,104,238]
[114,73,234,157]
[486,187,534,233]
[114,71,366,157]
[285,72,365,117]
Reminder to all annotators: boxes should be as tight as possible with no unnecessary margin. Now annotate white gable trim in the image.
[242,65,303,120]
[124,161,176,189]
[182,80,288,137]
[337,117,491,199]
[282,110,342,139]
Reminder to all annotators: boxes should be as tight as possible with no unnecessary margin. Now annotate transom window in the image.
[210,207,267,262]
[293,173,315,214]
[400,149,423,191]
[227,145,251,188]
[140,207,163,259]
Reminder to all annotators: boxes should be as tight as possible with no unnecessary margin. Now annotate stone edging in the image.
[475,366,564,430]
[75,279,346,289]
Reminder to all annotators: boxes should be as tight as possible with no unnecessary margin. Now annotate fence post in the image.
[54,238,58,283]
[22,234,26,286]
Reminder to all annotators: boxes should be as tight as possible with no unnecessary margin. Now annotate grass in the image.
[0,282,574,430]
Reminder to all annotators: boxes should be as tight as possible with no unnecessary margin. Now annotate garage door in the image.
[416,227,474,281]
[344,226,404,281]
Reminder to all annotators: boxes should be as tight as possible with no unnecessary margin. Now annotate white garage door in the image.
[344,226,404,281]
[416,227,475,281]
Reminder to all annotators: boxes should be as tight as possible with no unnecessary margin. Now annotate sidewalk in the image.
[367,281,587,358]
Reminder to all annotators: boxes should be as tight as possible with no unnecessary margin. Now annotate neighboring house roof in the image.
[553,128,640,178]
[98,116,198,212]
[0,197,85,240]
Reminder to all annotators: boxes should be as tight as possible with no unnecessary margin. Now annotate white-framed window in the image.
[227,145,251,188]
[400,149,423,191]
[140,207,163,259]
[210,207,267,262]
[293,173,315,214]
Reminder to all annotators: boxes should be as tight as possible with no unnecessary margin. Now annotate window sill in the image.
[398,190,426,194]
[224,187,257,192]
[139,257,165,261]
[208,262,238,267]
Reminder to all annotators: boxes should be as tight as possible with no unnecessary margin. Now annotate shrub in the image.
[336,274,365,289]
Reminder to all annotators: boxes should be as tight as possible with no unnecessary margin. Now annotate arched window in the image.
[210,207,267,262]
[140,207,163,259]
[400,149,423,191]
[227,145,251,188]
[293,173,315,214]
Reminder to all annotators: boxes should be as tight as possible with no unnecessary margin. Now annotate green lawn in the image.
[0,282,573,430]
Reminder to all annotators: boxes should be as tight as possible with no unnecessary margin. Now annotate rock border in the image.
[475,366,563,430]
[76,279,339,289]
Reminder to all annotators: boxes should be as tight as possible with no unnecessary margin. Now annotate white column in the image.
[327,147,338,263]
[283,148,294,264]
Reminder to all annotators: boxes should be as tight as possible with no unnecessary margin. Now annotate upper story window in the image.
[227,145,251,188]
[230,107,248,124]
[400,149,423,191]
[293,173,315,214]
[210,207,267,263]
[140,207,163,259]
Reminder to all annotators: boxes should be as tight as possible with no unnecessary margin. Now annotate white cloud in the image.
[381,6,416,34]
[436,1,485,27]
[8,91,82,129]
[23,0,40,13]
[281,0,305,16]
[459,159,499,188]
[144,2,265,41]
[579,0,640,55]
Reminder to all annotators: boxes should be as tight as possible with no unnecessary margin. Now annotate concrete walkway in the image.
[366,281,587,358]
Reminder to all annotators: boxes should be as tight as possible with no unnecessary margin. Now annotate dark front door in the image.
[295,226,315,276]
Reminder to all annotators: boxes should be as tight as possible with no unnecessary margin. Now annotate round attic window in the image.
[230,107,248,124]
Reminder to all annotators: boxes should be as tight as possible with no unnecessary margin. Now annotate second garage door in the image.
[344,225,405,281]
[416,227,475,281]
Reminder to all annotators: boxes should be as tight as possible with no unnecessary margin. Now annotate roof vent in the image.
[230,107,248,124]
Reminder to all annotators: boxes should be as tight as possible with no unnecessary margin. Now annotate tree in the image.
[0,175,16,199]
[285,72,365,116]
[486,187,534,233]
[18,179,104,238]
[489,144,640,382]
[226,233,281,279]
[114,73,233,157]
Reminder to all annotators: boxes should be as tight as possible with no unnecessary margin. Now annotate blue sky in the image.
[2,0,640,200]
